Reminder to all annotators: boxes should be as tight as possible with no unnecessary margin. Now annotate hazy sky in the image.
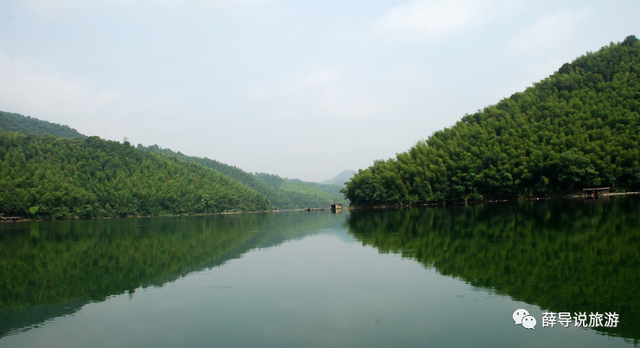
[0,1,638,182]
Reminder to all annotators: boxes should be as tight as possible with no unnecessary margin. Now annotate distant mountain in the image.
[254,173,347,207]
[0,111,85,139]
[320,170,356,186]
[285,178,343,196]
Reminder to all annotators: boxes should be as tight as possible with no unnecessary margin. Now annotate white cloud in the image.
[24,0,127,17]
[506,6,593,56]
[0,54,122,120]
[254,70,342,99]
[249,68,404,123]
[301,70,342,87]
[371,0,521,44]
[0,52,187,142]
[24,0,267,17]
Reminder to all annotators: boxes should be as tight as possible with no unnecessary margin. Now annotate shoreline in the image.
[3,191,639,222]
[347,191,640,210]
[0,206,341,224]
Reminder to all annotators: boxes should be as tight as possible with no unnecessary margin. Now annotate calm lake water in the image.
[1,196,639,347]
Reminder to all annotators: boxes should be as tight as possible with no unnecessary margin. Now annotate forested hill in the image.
[0,112,345,211]
[284,178,344,197]
[138,145,345,209]
[254,173,347,207]
[0,111,85,139]
[343,35,640,206]
[0,132,271,219]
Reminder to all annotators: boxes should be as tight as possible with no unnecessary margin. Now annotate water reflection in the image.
[0,211,339,337]
[345,196,640,342]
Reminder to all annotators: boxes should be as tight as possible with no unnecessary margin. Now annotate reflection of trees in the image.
[0,211,339,337]
[347,196,640,342]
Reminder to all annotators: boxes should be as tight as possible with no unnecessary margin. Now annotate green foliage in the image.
[285,178,345,197]
[0,111,85,139]
[344,36,640,206]
[254,173,347,208]
[1,110,345,210]
[253,172,285,188]
[0,183,25,215]
[0,132,271,219]
[346,196,640,341]
[138,145,345,209]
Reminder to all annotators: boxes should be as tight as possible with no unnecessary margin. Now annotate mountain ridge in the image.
[319,170,356,186]
[0,111,85,139]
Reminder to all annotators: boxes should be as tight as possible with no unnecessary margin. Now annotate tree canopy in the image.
[0,112,342,215]
[0,132,271,219]
[343,36,640,206]
[0,111,85,139]
[139,145,345,209]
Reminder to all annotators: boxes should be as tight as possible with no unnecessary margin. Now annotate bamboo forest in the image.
[342,35,640,206]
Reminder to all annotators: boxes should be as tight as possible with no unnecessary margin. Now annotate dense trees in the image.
[139,145,346,209]
[283,178,345,198]
[0,112,343,217]
[254,173,346,207]
[0,132,271,219]
[0,111,85,139]
[343,36,640,206]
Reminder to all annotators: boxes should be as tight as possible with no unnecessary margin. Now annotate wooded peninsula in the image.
[342,35,640,206]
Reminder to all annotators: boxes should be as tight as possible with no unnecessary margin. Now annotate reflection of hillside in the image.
[0,211,341,338]
[0,300,85,338]
[346,196,640,342]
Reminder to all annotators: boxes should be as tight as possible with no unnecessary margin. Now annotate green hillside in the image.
[285,178,344,197]
[343,35,640,206]
[0,132,271,219]
[255,173,346,208]
[0,112,344,212]
[139,145,344,209]
[0,111,85,139]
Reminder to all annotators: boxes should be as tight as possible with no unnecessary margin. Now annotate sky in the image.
[0,1,638,182]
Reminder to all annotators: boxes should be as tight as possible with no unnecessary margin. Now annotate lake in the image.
[1,196,639,347]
